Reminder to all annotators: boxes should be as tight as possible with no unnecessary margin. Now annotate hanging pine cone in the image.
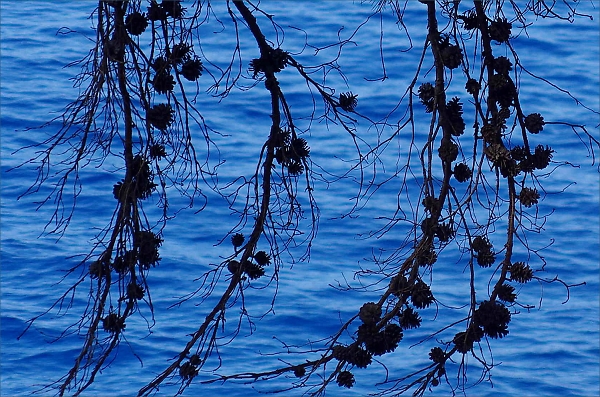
[359,302,382,324]
[418,82,435,113]
[438,139,459,163]
[136,230,162,268]
[422,196,441,213]
[293,366,306,378]
[411,280,434,309]
[459,11,478,30]
[398,306,422,330]
[390,274,410,298]
[231,233,245,247]
[509,262,534,283]
[465,78,480,96]
[489,74,515,108]
[446,97,465,136]
[518,187,540,207]
[170,42,191,64]
[125,12,148,36]
[147,103,174,131]
[496,283,516,303]
[489,18,512,43]
[180,57,203,81]
[524,113,545,133]
[152,71,175,94]
[429,346,445,363]
[453,162,472,182]
[339,92,358,112]
[533,145,553,169]
[147,2,167,21]
[253,251,271,266]
[179,361,198,380]
[473,300,511,338]
[127,282,145,300]
[439,36,463,69]
[453,327,483,353]
[102,313,126,334]
[162,0,185,19]
[336,371,355,388]
[492,56,513,76]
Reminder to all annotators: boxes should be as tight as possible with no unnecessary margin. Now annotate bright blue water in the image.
[1,2,599,397]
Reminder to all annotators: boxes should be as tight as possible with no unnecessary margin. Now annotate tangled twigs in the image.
[15,1,598,396]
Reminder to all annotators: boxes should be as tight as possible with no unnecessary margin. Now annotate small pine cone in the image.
[411,280,434,309]
[418,83,435,113]
[518,187,540,207]
[481,124,499,144]
[293,366,305,378]
[180,58,203,81]
[231,233,245,247]
[453,163,472,182]
[510,262,534,283]
[125,12,148,36]
[524,113,545,134]
[253,251,271,266]
[489,18,512,43]
[465,78,480,96]
[496,283,516,303]
[435,223,454,242]
[459,11,478,30]
[429,346,445,363]
[152,71,175,94]
[422,196,441,213]
[476,250,496,267]
[473,300,511,339]
[533,145,553,169]
[359,302,382,324]
[493,56,513,75]
[339,92,358,112]
[471,235,492,253]
[336,371,355,388]
[438,139,459,163]
[440,39,463,69]
[398,306,421,330]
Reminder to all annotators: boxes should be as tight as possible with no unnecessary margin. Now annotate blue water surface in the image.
[1,2,599,397]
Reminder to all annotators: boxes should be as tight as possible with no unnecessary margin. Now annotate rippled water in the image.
[1,2,599,397]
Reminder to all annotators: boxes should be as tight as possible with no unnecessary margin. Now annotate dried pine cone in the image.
[489,18,512,43]
[359,302,382,324]
[453,163,472,182]
[411,280,434,309]
[493,56,513,75]
[497,283,516,303]
[525,113,545,134]
[465,78,480,96]
[418,82,435,113]
[473,300,511,339]
[180,57,203,81]
[429,346,445,363]
[339,92,358,112]
[446,97,465,136]
[398,306,422,330]
[152,71,175,94]
[438,139,459,163]
[518,187,540,207]
[147,103,174,131]
[231,233,245,247]
[125,12,148,36]
[336,371,355,388]
[510,262,534,283]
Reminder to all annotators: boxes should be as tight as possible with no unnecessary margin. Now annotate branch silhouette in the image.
[13,1,598,396]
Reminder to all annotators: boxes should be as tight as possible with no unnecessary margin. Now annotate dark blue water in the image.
[1,2,599,396]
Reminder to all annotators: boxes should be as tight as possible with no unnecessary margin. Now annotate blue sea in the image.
[1,2,599,396]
